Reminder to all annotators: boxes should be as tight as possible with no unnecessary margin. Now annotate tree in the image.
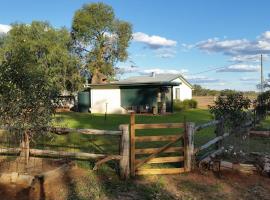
[192,84,220,96]
[0,22,83,93]
[0,22,80,163]
[209,92,251,130]
[71,2,132,84]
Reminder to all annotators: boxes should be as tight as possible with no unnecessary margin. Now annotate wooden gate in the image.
[130,113,195,176]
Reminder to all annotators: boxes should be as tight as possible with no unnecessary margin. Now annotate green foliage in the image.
[193,84,220,96]
[193,84,258,98]
[220,89,237,96]
[173,99,198,111]
[255,90,270,118]
[0,21,82,134]
[183,99,198,109]
[71,2,132,83]
[0,22,83,93]
[209,92,251,129]
[173,100,184,111]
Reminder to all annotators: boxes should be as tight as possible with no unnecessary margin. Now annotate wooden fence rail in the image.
[0,125,130,179]
[195,120,219,132]
[194,120,223,161]
[195,132,229,153]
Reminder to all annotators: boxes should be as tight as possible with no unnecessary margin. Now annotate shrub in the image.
[173,99,198,111]
[209,92,251,130]
[173,99,184,111]
[183,99,198,109]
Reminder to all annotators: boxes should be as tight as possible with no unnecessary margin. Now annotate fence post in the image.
[184,122,195,172]
[130,112,136,177]
[216,119,224,149]
[119,124,130,179]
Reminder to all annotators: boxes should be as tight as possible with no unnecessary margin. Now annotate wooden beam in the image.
[249,131,270,138]
[184,122,195,172]
[130,112,136,177]
[50,127,122,136]
[119,124,130,179]
[93,155,123,171]
[196,132,229,153]
[0,147,21,155]
[0,147,122,161]
[135,135,183,142]
[0,126,122,136]
[135,123,184,130]
[29,149,121,160]
[136,167,185,175]
[135,135,183,169]
[195,120,219,132]
[135,147,184,155]
[136,156,184,164]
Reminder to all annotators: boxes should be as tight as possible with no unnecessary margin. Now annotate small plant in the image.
[173,99,184,111]
[183,99,198,109]
[173,99,198,111]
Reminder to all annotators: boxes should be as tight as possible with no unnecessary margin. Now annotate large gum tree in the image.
[71,2,132,84]
[0,22,80,163]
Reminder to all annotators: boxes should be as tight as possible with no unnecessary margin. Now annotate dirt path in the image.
[0,163,269,200]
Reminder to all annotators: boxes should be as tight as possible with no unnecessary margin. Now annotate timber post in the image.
[184,122,195,172]
[130,112,136,177]
[216,119,224,149]
[119,124,130,179]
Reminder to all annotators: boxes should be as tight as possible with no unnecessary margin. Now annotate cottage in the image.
[84,73,193,114]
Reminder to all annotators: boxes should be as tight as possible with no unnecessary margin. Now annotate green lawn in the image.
[49,109,215,153]
[53,109,213,130]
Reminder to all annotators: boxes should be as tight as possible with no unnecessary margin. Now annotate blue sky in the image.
[1,0,270,91]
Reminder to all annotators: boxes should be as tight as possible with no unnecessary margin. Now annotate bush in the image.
[183,99,198,109]
[173,100,184,111]
[209,92,251,130]
[173,99,198,111]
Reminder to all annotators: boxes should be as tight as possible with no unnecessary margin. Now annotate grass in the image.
[1,109,270,199]
[33,109,216,164]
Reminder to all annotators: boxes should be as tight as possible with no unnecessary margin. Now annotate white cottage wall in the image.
[90,88,127,114]
[172,78,192,101]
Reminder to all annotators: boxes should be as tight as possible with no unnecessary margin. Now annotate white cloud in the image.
[181,43,194,51]
[155,48,177,58]
[196,38,250,55]
[116,66,189,76]
[229,54,266,63]
[196,31,270,57]
[217,64,260,72]
[0,24,11,34]
[115,65,139,74]
[185,75,222,84]
[139,68,188,75]
[240,77,259,82]
[133,32,177,49]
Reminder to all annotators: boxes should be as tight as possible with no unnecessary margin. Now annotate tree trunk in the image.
[91,69,107,84]
[20,131,30,165]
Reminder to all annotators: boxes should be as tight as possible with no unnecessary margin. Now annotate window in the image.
[175,88,180,100]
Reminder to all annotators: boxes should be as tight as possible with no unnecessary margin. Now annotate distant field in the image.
[193,96,215,109]
[193,95,257,109]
